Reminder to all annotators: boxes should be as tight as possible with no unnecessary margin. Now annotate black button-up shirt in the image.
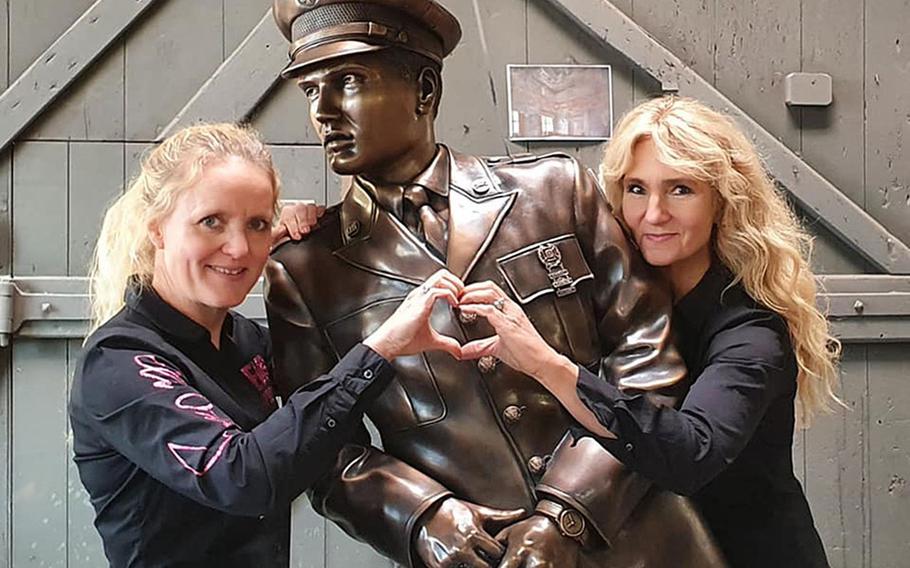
[574,262,828,567]
[69,286,394,568]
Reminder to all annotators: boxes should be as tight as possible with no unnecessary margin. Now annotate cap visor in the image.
[281,40,388,78]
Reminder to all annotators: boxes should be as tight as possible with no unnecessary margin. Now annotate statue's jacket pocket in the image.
[323,298,447,433]
[496,234,600,368]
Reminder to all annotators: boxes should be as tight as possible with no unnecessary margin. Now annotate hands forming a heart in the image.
[363,269,559,381]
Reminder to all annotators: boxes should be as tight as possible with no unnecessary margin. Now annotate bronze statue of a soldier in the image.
[266,1,727,566]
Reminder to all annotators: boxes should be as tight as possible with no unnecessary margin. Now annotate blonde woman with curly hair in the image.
[458,96,839,567]
[69,123,465,568]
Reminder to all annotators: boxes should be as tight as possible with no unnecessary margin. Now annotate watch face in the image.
[559,510,586,538]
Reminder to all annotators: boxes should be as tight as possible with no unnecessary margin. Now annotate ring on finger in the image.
[493,298,506,312]
[420,284,431,294]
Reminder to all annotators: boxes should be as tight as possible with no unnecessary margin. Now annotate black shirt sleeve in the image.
[74,342,393,516]
[573,309,795,496]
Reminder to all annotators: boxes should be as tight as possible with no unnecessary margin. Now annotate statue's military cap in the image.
[273,0,462,78]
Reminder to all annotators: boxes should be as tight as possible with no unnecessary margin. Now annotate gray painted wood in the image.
[865,0,910,247]
[289,498,326,568]
[8,0,94,79]
[68,142,124,276]
[66,339,105,568]
[326,522,394,568]
[0,153,10,275]
[269,145,327,204]
[159,11,285,140]
[0,343,11,568]
[250,80,322,145]
[12,142,68,276]
[11,339,69,568]
[24,42,126,142]
[633,0,714,84]
[125,0,223,140]
[1,0,9,89]
[1,0,157,152]
[867,344,910,566]
[435,0,527,157]
[224,1,268,57]
[805,345,868,568]
[715,1,802,150]
[125,143,156,186]
[799,0,871,274]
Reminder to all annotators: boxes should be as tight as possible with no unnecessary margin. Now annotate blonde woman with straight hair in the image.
[458,96,839,567]
[69,122,466,568]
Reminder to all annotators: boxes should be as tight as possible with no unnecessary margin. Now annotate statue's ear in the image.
[416,67,440,116]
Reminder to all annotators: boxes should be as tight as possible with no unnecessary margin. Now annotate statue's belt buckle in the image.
[537,243,577,297]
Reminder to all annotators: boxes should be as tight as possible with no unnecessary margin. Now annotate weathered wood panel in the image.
[865,0,910,247]
[805,345,868,568]
[11,142,68,276]
[68,142,124,276]
[269,146,327,204]
[8,0,94,79]
[0,153,10,275]
[289,499,326,568]
[0,342,11,568]
[125,0,224,140]
[436,0,527,156]
[867,344,910,567]
[11,339,69,568]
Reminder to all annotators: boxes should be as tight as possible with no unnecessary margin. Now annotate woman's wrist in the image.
[363,332,394,361]
[530,350,579,389]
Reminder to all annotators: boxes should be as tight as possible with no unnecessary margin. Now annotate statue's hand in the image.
[414,497,527,568]
[272,199,325,245]
[495,515,581,568]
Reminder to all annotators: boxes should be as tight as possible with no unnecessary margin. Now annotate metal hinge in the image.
[0,277,91,346]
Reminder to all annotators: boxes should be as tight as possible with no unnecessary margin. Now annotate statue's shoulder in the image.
[270,201,343,262]
[482,151,577,168]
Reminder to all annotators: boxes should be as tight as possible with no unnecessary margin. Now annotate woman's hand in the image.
[457,281,564,381]
[272,199,326,245]
[458,281,615,439]
[364,270,465,361]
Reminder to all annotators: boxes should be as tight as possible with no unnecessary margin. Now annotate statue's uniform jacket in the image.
[265,146,725,567]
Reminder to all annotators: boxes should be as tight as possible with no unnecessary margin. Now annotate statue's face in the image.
[296,52,428,181]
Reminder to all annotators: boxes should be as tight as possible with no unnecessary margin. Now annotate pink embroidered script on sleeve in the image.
[167,432,236,477]
[133,353,237,476]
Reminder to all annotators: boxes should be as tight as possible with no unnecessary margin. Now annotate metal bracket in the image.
[0,277,92,346]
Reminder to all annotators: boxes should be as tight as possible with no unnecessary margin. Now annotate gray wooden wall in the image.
[0,0,907,567]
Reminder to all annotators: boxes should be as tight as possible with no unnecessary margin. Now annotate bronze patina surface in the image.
[266,1,727,566]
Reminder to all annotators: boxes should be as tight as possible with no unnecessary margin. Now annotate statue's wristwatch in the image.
[534,499,592,548]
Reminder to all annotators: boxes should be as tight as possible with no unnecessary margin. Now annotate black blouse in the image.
[69,286,394,568]
[574,262,829,567]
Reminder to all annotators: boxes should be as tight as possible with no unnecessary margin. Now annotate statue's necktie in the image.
[403,185,448,257]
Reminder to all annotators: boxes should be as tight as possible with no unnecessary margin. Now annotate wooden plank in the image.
[632,0,714,84]
[158,11,285,140]
[539,0,910,274]
[0,336,11,568]
[269,146,327,204]
[8,0,94,79]
[326,522,394,568]
[865,0,910,247]
[66,339,105,568]
[68,142,124,276]
[12,142,68,276]
[0,153,10,275]
[0,0,159,153]
[525,0,629,171]
[125,0,224,140]
[715,0,801,151]
[125,143,155,186]
[24,42,125,142]
[0,0,9,90]
[11,339,68,568]
[289,498,326,568]
[867,343,910,566]
[223,1,267,57]
[799,0,870,274]
[250,80,322,145]
[434,0,526,157]
[804,345,867,568]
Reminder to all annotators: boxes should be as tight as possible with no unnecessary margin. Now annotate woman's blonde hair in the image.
[88,123,280,334]
[600,95,841,426]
